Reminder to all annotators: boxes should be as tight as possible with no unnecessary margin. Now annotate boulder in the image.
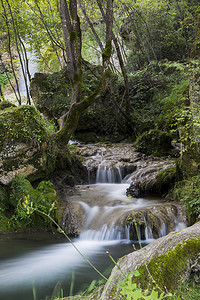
[127,165,178,197]
[100,222,200,299]
[0,104,56,185]
[135,129,172,157]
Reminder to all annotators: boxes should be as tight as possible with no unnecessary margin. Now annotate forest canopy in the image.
[0,0,199,145]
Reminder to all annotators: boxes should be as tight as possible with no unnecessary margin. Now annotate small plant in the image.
[118,271,171,300]
[9,176,57,229]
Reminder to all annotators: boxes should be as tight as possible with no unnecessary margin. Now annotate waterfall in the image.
[159,223,167,237]
[70,144,187,244]
[144,220,154,242]
[96,161,123,183]
[18,44,38,97]
[79,224,128,241]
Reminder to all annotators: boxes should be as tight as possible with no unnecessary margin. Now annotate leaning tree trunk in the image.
[55,0,113,147]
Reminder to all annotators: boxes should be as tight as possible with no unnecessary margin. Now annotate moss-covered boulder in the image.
[0,100,16,111]
[0,104,56,185]
[100,222,200,299]
[127,166,178,197]
[135,129,172,156]
[30,68,71,120]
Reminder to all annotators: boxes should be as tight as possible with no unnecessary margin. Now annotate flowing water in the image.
[0,152,186,299]
[18,45,38,97]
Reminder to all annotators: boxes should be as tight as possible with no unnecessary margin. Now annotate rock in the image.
[75,143,139,183]
[126,162,177,197]
[56,186,86,236]
[30,69,70,120]
[100,222,200,299]
[0,104,56,185]
[127,203,187,240]
[135,129,172,157]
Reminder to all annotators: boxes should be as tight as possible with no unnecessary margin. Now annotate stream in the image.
[0,146,186,300]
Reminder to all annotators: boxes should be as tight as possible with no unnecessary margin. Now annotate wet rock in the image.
[75,143,141,183]
[126,162,176,197]
[127,203,187,240]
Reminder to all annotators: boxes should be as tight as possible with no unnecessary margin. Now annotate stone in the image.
[100,222,200,299]
[0,104,56,185]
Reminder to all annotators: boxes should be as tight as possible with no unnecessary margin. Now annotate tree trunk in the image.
[56,0,113,147]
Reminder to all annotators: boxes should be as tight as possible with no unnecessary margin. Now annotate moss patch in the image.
[0,105,55,149]
[135,129,172,156]
[135,237,200,292]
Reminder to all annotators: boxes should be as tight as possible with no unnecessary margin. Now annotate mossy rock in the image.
[30,68,71,120]
[0,104,56,184]
[101,222,200,298]
[0,101,16,111]
[0,104,55,147]
[135,129,172,156]
[8,176,57,230]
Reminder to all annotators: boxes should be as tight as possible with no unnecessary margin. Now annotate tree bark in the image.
[56,0,113,146]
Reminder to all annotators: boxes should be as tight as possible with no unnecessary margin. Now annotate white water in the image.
[75,183,164,242]
[18,45,38,97]
[0,232,136,300]
[96,161,123,183]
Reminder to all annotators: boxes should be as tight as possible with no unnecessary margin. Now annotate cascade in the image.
[18,44,38,97]
[96,161,123,183]
[61,144,187,243]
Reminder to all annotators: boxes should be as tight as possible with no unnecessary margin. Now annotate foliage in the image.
[173,276,200,300]
[9,176,57,229]
[0,184,9,213]
[118,270,170,299]
[173,175,200,218]
[121,0,198,67]
[0,104,56,148]
[156,79,189,132]
[0,72,13,92]
[135,129,172,156]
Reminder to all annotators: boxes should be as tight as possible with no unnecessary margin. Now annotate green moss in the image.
[0,105,55,148]
[102,40,112,61]
[153,166,177,194]
[135,237,200,292]
[135,129,172,156]
[0,101,16,111]
[70,31,77,43]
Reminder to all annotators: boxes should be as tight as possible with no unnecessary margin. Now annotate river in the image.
[0,183,185,300]
[0,231,139,300]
